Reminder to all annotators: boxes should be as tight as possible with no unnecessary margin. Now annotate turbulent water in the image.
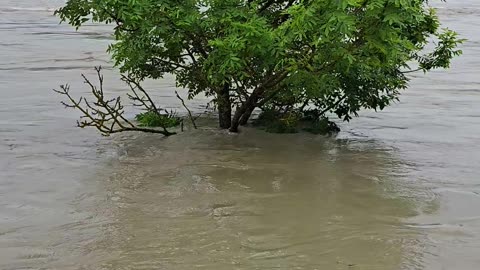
[1,1,479,269]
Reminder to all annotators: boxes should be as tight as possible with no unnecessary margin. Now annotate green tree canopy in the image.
[56,0,463,134]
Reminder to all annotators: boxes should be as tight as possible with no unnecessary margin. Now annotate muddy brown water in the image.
[1,1,480,269]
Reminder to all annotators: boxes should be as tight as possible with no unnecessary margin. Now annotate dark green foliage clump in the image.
[254,109,339,135]
[300,109,340,135]
[135,111,181,128]
[303,117,340,135]
[254,109,298,134]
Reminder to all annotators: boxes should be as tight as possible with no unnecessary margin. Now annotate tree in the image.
[55,0,463,135]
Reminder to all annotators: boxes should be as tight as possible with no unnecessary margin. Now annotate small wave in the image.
[0,43,23,46]
[435,7,480,16]
[370,126,408,130]
[29,31,113,40]
[0,66,113,72]
[0,7,58,13]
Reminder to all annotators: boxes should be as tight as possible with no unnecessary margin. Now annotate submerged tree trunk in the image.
[230,93,259,132]
[217,83,232,129]
[229,107,245,133]
[239,106,255,126]
[230,72,288,132]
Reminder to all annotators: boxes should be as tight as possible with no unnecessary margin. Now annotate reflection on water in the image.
[55,130,424,270]
[1,0,480,269]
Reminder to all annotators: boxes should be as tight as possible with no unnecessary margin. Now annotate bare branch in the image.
[53,67,175,136]
[122,75,159,113]
[175,90,198,129]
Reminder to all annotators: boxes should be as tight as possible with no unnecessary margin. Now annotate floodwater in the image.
[0,0,479,269]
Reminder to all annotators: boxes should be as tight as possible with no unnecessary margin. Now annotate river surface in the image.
[1,1,479,269]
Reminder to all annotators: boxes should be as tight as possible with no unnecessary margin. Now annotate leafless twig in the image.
[53,67,175,136]
[122,75,160,113]
[175,90,197,129]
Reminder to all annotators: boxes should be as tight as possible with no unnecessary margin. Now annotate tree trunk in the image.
[231,72,289,131]
[239,106,255,126]
[229,106,246,133]
[217,83,232,129]
[230,93,259,132]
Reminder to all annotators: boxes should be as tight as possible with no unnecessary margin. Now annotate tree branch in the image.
[319,95,347,116]
[54,67,175,136]
[175,90,198,129]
